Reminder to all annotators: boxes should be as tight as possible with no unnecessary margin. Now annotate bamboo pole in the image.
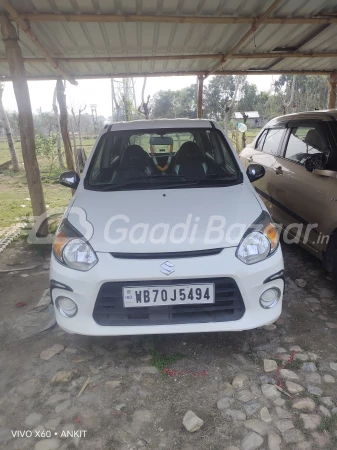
[0,0,77,85]
[197,75,204,119]
[209,0,284,75]
[0,69,333,83]
[0,13,47,236]
[328,71,337,109]
[56,79,75,173]
[0,51,336,65]
[9,13,337,25]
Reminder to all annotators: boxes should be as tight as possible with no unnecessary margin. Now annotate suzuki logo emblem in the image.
[160,261,175,276]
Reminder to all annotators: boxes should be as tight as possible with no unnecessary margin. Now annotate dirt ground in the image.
[0,239,337,450]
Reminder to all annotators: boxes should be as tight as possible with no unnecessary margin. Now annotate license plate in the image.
[123,284,214,308]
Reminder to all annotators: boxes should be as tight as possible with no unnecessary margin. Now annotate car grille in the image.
[93,277,245,326]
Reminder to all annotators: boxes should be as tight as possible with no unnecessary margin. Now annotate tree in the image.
[138,78,151,119]
[0,82,20,171]
[70,102,86,173]
[152,90,176,118]
[52,86,64,168]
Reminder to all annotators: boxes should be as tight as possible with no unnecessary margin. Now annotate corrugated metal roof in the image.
[234,112,260,118]
[0,0,337,80]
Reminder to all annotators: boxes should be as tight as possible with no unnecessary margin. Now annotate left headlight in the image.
[236,211,279,265]
[53,219,98,271]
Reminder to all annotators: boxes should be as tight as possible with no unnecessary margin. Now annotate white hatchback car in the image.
[50,119,284,336]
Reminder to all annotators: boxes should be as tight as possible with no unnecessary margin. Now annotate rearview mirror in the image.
[59,171,80,189]
[150,136,173,146]
[246,164,265,183]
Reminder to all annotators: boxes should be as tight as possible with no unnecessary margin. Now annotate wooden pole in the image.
[0,13,47,236]
[328,71,337,109]
[0,0,77,85]
[56,79,75,172]
[197,75,204,118]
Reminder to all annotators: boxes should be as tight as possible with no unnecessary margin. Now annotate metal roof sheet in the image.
[0,0,337,80]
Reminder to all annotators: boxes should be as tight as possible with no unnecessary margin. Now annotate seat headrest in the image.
[119,145,149,169]
[175,142,205,164]
[304,129,324,151]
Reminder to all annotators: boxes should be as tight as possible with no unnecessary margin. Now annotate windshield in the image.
[85,128,241,191]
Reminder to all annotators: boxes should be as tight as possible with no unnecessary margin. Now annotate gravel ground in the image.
[0,240,337,450]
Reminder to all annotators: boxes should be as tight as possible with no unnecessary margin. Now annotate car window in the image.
[85,128,241,190]
[284,126,329,164]
[255,129,268,151]
[262,129,285,156]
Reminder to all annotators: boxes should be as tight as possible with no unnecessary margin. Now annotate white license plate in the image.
[123,284,214,308]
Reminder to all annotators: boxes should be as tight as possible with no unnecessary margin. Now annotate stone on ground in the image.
[300,414,321,430]
[45,418,62,431]
[283,429,305,444]
[217,397,235,410]
[292,398,316,411]
[261,384,280,399]
[289,345,303,352]
[329,362,337,371]
[51,371,74,384]
[244,419,269,436]
[301,362,317,373]
[306,373,322,384]
[286,380,304,394]
[264,324,276,331]
[222,409,246,420]
[55,399,71,414]
[105,381,121,389]
[40,344,64,360]
[34,439,60,450]
[319,405,331,417]
[268,431,282,450]
[295,279,306,287]
[279,369,299,380]
[307,385,322,396]
[323,374,335,383]
[275,419,294,433]
[276,406,292,419]
[236,390,254,402]
[241,431,264,450]
[232,373,248,389]
[260,406,272,423]
[0,428,12,443]
[263,359,278,372]
[24,413,42,427]
[182,410,203,433]
[244,400,261,416]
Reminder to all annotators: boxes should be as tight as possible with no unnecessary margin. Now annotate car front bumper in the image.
[50,246,284,336]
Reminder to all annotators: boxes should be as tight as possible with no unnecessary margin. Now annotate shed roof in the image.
[0,0,337,82]
[234,112,260,119]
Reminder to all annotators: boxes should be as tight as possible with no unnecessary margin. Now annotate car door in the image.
[242,127,286,214]
[272,121,333,252]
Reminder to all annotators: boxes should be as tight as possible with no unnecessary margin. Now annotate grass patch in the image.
[150,349,182,372]
[284,359,303,370]
[318,413,337,433]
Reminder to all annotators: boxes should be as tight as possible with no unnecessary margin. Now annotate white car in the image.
[50,119,284,336]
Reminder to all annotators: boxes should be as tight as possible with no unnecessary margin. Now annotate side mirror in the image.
[246,164,265,183]
[304,153,327,173]
[59,171,80,189]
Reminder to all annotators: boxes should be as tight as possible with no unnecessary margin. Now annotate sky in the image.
[2,74,276,118]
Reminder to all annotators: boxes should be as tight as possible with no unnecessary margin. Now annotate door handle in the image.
[274,166,283,175]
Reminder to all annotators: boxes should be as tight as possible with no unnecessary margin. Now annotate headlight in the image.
[236,211,279,265]
[53,219,98,271]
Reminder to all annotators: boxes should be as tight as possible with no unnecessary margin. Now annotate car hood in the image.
[67,185,262,253]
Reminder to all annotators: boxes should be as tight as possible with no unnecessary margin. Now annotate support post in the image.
[0,13,47,235]
[56,79,75,172]
[328,71,337,109]
[197,75,204,118]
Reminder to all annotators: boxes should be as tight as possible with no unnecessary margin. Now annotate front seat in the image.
[173,142,207,178]
[111,145,153,183]
[304,129,325,153]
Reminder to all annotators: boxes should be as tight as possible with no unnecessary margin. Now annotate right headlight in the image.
[236,211,279,265]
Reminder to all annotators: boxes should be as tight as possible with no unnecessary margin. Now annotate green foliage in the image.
[35,131,58,174]
[150,349,182,372]
[152,85,197,119]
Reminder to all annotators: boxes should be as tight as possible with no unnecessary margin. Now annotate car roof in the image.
[266,109,337,127]
[103,118,213,131]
